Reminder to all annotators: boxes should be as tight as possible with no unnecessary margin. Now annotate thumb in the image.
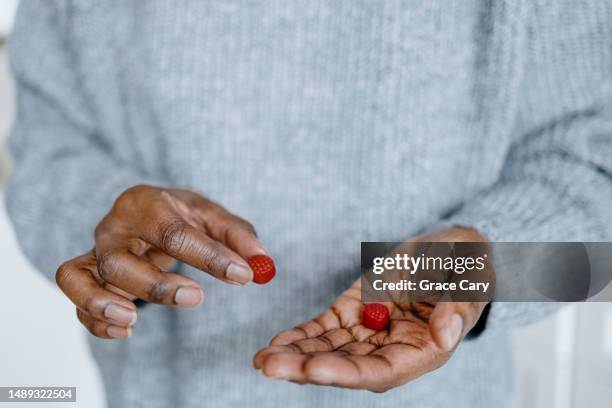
[429,302,488,352]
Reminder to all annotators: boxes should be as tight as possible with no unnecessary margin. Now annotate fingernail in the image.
[107,325,132,339]
[174,287,204,306]
[226,263,252,285]
[104,303,137,326]
[440,314,463,351]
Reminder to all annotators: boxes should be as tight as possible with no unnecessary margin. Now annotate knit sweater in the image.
[6,1,612,407]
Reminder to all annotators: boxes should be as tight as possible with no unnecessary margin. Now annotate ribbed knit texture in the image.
[6,1,612,407]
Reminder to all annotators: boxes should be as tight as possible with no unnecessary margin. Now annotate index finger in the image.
[167,191,268,260]
[203,211,268,259]
[141,216,253,285]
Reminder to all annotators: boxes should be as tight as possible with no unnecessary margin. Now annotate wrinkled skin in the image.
[55,185,267,339]
[254,228,489,392]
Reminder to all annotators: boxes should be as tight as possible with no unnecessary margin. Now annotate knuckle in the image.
[96,187,156,239]
[199,242,225,273]
[55,262,75,287]
[97,250,125,282]
[157,219,189,254]
[146,277,170,303]
[107,185,157,224]
[116,185,151,208]
[82,293,105,316]
[83,296,96,314]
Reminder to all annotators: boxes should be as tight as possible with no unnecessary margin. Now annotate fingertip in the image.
[253,349,266,369]
[261,352,307,382]
[254,346,294,369]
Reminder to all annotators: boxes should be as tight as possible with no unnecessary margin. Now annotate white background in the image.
[0,2,611,407]
[1,3,106,405]
[0,0,18,38]
[0,3,105,406]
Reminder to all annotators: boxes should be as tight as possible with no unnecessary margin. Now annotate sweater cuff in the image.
[430,177,600,333]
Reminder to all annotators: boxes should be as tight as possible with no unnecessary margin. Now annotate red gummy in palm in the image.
[248,255,276,284]
[362,303,390,330]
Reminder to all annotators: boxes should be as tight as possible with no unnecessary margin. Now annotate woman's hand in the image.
[55,185,267,339]
[253,227,488,392]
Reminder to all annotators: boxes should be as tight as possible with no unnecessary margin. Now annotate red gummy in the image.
[361,303,390,331]
[248,255,276,284]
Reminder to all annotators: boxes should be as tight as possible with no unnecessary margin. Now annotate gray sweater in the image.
[6,1,612,407]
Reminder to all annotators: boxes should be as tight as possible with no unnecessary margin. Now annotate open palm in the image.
[254,278,486,392]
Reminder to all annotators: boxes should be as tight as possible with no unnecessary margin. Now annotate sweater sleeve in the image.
[5,0,164,281]
[437,1,612,331]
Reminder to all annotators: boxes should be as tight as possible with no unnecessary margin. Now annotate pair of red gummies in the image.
[247,255,276,284]
[248,255,390,331]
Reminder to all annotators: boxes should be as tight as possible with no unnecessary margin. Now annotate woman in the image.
[6,1,612,407]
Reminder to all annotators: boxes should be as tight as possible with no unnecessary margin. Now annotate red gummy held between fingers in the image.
[362,303,390,331]
[248,255,276,284]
